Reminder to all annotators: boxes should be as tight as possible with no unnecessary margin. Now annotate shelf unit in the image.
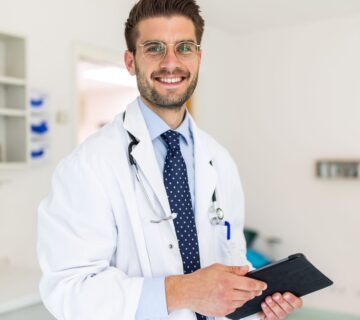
[316,159,360,179]
[0,32,28,167]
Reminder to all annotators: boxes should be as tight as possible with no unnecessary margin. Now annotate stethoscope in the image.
[124,113,226,226]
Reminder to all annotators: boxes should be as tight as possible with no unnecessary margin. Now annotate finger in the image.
[229,265,249,276]
[211,263,231,271]
[230,288,261,301]
[264,296,288,319]
[211,263,246,274]
[272,293,294,314]
[256,311,266,320]
[283,292,303,309]
[261,301,279,320]
[232,275,267,292]
[229,299,249,309]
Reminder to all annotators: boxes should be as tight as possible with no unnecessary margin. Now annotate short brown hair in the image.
[125,0,205,52]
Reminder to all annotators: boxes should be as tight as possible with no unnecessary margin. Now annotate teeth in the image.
[159,77,182,83]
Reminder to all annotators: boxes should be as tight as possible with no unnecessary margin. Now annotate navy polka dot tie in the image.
[161,130,206,320]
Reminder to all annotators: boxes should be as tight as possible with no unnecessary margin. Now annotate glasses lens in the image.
[175,42,198,58]
[142,41,166,57]
[140,41,199,60]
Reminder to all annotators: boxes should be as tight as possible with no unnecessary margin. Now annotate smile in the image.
[158,77,182,84]
[153,75,188,85]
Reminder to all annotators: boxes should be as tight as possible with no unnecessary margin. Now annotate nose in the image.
[159,45,181,71]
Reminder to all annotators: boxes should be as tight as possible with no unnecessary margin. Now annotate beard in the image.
[134,63,198,110]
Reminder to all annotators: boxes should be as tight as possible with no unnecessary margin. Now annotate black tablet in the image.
[226,253,333,319]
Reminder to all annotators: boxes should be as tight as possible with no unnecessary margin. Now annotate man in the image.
[38,1,302,319]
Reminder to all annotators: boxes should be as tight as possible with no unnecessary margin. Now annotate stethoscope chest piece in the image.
[216,207,224,220]
[209,204,225,225]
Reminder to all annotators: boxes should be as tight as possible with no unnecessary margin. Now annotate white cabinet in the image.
[0,32,28,167]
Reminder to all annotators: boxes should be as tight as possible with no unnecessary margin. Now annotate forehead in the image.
[136,16,196,43]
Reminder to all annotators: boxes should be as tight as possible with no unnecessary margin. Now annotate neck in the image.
[140,96,186,129]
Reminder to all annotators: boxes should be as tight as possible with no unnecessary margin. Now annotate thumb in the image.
[228,265,249,276]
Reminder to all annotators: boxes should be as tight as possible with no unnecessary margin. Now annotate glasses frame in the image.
[136,40,201,61]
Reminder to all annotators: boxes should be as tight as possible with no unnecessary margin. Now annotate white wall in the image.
[0,0,359,315]
[195,17,360,315]
[0,0,134,268]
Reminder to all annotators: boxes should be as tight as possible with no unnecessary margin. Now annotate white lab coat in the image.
[38,100,258,320]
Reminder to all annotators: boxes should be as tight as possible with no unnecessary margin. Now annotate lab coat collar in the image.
[123,99,172,224]
[188,113,218,267]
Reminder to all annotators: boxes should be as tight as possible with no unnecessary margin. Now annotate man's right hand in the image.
[165,263,267,317]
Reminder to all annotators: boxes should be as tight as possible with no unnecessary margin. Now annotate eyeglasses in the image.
[137,40,200,61]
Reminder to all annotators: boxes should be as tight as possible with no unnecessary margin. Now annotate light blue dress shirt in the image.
[137,97,195,209]
[135,98,213,320]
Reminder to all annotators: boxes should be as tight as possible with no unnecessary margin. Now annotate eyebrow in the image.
[142,39,197,44]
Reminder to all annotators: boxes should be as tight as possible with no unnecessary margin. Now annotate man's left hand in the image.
[257,292,303,319]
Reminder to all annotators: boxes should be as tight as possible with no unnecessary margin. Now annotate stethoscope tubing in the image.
[124,112,225,225]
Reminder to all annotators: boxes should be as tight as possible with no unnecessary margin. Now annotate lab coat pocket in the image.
[214,225,235,266]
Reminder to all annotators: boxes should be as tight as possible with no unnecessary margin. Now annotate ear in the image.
[197,49,202,64]
[124,50,136,75]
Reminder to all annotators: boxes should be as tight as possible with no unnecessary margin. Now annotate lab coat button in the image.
[169,244,174,249]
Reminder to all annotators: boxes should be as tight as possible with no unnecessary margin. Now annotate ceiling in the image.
[197,0,360,34]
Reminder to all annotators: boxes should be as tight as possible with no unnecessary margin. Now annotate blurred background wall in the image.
[0,0,359,317]
[195,15,360,315]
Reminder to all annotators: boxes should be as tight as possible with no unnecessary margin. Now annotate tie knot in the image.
[161,130,181,152]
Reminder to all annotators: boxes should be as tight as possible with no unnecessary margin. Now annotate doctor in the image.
[38,0,303,319]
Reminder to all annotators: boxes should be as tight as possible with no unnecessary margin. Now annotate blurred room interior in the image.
[0,0,360,319]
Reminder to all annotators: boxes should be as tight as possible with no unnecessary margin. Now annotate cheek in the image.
[188,63,200,77]
[186,59,200,72]
[137,61,157,81]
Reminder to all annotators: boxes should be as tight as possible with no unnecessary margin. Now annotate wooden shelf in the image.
[0,262,41,315]
[0,31,28,166]
[0,76,25,86]
[0,109,26,117]
[30,109,47,116]
[0,162,29,170]
[316,159,360,179]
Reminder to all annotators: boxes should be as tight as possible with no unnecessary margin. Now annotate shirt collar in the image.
[138,96,192,145]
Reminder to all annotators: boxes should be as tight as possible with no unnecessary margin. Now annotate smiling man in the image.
[125,15,201,128]
[38,1,302,320]
[130,17,199,107]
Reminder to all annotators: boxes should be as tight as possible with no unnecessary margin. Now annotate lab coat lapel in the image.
[123,100,172,221]
[190,116,218,267]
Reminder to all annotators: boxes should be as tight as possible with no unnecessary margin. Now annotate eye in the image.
[143,42,165,55]
[176,42,196,55]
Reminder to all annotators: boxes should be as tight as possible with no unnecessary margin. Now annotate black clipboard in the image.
[226,253,333,319]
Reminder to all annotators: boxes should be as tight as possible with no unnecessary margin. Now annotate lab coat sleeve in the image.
[220,156,261,320]
[37,152,143,320]
[229,160,264,320]
[224,154,253,269]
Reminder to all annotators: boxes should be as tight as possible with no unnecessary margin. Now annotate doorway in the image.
[74,45,139,144]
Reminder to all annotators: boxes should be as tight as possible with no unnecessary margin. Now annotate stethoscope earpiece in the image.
[150,212,177,224]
